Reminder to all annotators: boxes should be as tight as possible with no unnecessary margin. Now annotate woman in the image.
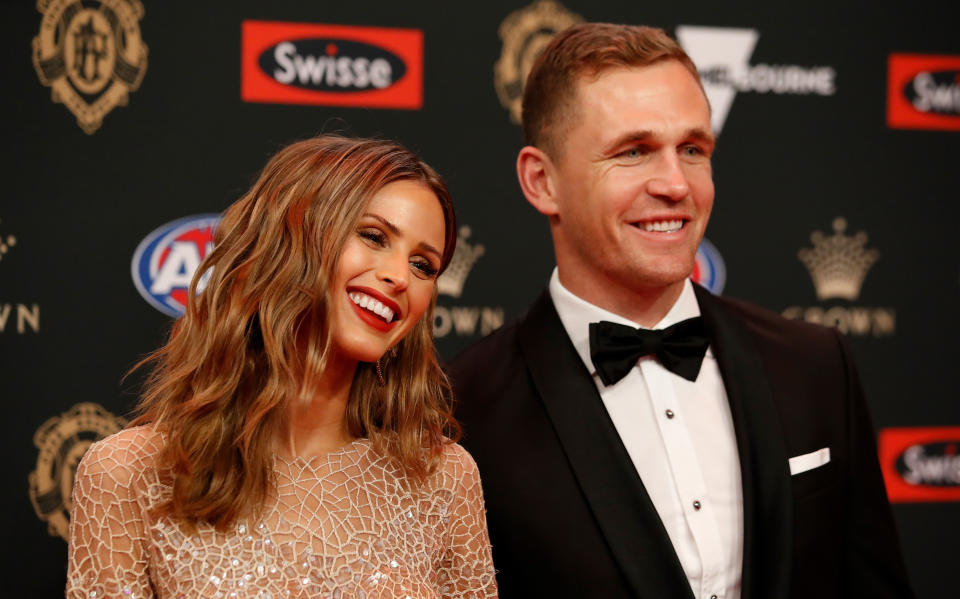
[66,135,498,598]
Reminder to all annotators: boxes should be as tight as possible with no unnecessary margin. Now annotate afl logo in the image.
[131,214,221,317]
[242,20,423,109]
[692,238,726,294]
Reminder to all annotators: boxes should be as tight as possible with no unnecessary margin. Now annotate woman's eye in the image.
[411,259,439,278]
[359,229,386,246]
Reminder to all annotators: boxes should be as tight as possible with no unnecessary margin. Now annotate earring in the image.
[375,359,385,386]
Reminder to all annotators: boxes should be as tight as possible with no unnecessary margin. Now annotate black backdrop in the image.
[3,1,958,597]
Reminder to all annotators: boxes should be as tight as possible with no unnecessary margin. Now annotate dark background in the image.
[2,1,957,596]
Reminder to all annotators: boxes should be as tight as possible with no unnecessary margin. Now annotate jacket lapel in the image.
[518,291,694,599]
[694,285,793,599]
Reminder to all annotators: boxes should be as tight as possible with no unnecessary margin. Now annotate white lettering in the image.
[151,242,203,295]
[336,56,353,87]
[0,304,10,332]
[913,72,960,113]
[294,54,330,86]
[369,58,391,89]
[273,42,297,84]
[352,57,370,87]
[902,445,960,485]
[733,64,835,95]
[272,44,393,89]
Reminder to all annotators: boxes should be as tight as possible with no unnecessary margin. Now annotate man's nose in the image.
[646,151,690,202]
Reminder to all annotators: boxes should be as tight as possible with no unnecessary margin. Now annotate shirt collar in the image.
[548,268,703,377]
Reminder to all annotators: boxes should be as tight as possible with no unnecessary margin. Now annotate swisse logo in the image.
[897,443,960,487]
[242,21,422,109]
[131,215,220,317]
[263,39,404,92]
[879,427,960,502]
[905,70,960,116]
[888,54,960,131]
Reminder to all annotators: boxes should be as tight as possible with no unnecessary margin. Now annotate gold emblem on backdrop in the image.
[32,0,149,134]
[493,0,583,124]
[29,403,126,541]
[783,218,895,338]
[798,217,879,301]
[434,225,503,340]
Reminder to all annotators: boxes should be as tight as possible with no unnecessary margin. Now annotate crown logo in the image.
[798,217,879,301]
[438,226,485,298]
[0,218,16,264]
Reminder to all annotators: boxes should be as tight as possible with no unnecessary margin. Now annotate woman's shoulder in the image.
[77,425,164,484]
[432,441,482,489]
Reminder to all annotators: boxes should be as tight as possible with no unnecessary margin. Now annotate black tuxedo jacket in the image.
[448,285,914,599]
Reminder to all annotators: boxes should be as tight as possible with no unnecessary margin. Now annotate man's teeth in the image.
[349,292,395,322]
[642,220,684,233]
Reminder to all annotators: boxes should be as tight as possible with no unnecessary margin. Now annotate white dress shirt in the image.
[550,269,743,599]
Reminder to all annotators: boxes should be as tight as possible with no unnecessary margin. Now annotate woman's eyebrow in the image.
[362,213,442,258]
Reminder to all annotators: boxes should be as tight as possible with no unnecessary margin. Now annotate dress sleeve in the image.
[436,444,498,599]
[66,435,155,599]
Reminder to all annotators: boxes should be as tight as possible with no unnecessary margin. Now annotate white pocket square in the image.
[789,447,831,475]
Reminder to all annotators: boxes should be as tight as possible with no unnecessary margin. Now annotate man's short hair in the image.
[521,23,704,159]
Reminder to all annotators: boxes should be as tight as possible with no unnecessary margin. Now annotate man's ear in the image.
[516,145,560,216]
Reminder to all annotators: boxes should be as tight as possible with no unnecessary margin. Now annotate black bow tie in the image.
[589,317,710,386]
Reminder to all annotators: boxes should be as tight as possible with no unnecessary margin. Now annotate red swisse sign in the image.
[878,426,960,502]
[887,53,960,131]
[241,20,423,109]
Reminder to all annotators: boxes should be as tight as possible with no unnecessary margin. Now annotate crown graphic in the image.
[438,226,485,298]
[0,218,16,263]
[798,217,879,301]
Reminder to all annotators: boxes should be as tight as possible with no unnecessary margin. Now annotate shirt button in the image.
[693,500,702,510]
[665,409,675,419]
[711,595,718,599]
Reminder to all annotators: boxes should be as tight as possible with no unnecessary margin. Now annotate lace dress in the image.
[66,426,498,598]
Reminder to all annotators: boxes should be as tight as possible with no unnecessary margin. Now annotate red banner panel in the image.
[241,20,423,109]
[887,54,960,131]
[879,426,960,502]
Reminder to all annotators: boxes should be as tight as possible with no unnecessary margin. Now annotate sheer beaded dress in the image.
[66,427,498,598]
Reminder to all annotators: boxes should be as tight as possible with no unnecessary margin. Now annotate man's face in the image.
[548,60,715,304]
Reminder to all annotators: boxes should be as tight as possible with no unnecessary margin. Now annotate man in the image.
[449,23,913,599]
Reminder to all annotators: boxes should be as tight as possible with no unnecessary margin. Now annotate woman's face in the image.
[328,180,446,364]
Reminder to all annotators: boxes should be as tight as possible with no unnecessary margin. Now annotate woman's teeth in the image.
[642,220,684,233]
[349,292,395,322]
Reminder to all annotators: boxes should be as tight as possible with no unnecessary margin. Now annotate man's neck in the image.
[556,268,686,328]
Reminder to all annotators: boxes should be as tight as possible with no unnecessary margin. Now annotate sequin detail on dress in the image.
[66,427,497,598]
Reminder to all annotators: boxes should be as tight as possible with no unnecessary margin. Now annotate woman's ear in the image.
[516,146,560,216]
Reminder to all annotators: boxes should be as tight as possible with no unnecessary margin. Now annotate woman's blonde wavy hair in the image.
[131,135,459,530]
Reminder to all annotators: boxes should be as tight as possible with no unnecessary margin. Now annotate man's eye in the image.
[682,144,705,157]
[623,148,643,159]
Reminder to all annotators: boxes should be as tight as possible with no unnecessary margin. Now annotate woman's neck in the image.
[278,354,358,458]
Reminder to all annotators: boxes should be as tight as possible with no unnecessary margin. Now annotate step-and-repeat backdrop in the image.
[3,1,958,596]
